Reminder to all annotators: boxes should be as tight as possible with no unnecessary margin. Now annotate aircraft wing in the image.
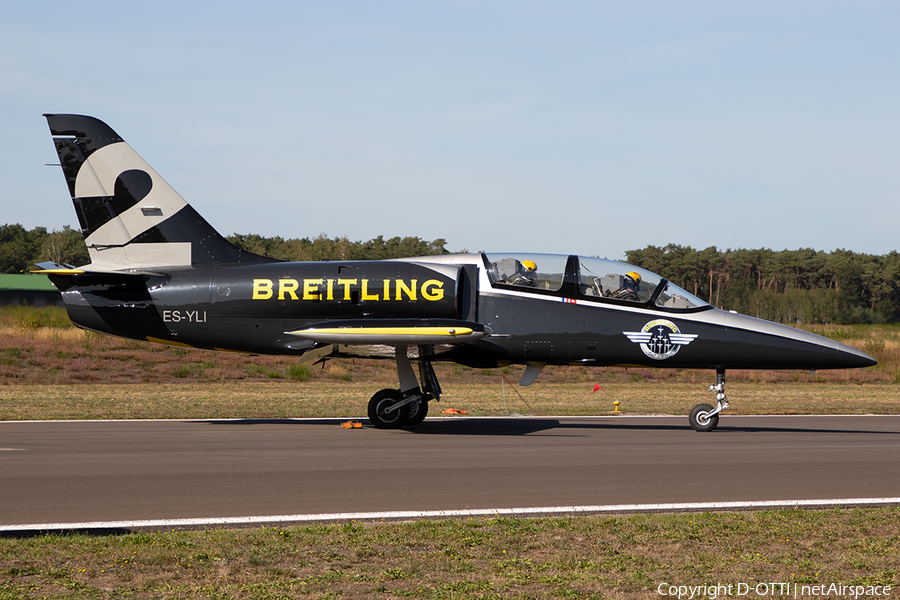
[286,319,488,346]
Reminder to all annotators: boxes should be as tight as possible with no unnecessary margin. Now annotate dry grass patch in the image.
[0,380,897,421]
[1,317,897,421]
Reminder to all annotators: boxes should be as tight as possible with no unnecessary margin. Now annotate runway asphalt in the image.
[2,415,900,531]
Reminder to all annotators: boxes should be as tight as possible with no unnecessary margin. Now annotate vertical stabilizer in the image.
[44,114,274,270]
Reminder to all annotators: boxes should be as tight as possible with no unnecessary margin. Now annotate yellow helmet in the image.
[522,260,537,272]
[625,272,641,290]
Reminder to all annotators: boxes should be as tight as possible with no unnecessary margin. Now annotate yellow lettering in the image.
[278,279,300,300]
[256,277,445,302]
[361,279,379,301]
[421,279,444,301]
[395,279,417,300]
[252,279,273,300]
[337,278,357,300]
[303,279,324,300]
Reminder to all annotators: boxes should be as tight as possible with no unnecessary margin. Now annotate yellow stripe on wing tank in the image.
[146,337,195,348]
[290,326,473,337]
[286,324,485,345]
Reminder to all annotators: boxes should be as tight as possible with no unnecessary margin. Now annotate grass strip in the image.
[2,508,898,599]
[0,380,897,422]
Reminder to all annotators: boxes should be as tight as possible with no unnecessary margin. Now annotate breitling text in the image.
[251,278,446,302]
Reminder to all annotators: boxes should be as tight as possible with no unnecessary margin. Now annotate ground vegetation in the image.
[1,509,898,598]
[1,307,896,421]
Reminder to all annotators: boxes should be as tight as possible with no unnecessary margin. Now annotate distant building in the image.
[0,274,62,307]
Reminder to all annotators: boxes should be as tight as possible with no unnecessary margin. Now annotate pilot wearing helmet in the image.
[509,260,537,286]
[614,271,641,301]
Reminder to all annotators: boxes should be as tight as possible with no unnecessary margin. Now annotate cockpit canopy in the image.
[483,253,709,311]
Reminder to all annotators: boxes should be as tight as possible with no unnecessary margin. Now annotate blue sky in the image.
[2,1,898,260]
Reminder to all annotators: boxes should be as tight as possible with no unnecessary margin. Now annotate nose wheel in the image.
[689,403,719,432]
[688,369,729,432]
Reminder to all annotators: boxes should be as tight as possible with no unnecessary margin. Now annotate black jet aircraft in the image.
[37,114,876,432]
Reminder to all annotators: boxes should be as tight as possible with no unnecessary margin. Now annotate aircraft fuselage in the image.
[51,253,874,372]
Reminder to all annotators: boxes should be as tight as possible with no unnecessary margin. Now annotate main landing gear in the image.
[367,345,441,429]
[688,369,730,432]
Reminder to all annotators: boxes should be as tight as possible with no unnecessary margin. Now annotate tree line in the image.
[225,232,451,262]
[0,224,449,274]
[626,244,900,325]
[0,224,89,273]
[3,223,896,324]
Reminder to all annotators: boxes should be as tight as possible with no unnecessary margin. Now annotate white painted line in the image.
[3,414,900,425]
[4,497,900,532]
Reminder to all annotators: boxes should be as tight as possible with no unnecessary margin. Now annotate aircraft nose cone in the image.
[720,311,878,371]
[837,344,877,369]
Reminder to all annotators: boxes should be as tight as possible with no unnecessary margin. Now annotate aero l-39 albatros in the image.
[36,114,876,432]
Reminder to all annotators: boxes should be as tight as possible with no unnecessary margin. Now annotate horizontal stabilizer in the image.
[31,260,85,275]
[287,319,488,345]
[32,261,163,278]
[31,261,164,291]
[34,268,86,275]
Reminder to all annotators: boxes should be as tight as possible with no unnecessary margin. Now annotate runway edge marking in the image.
[4,497,900,532]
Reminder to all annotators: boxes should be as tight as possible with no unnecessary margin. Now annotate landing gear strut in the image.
[688,369,729,432]
[367,345,441,429]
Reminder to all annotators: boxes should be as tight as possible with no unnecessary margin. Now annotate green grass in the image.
[1,508,898,598]
[0,305,72,329]
[287,362,312,381]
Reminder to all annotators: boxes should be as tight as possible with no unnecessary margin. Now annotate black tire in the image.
[404,399,428,427]
[368,389,409,429]
[689,403,719,432]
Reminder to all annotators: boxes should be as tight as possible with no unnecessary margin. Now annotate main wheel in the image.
[368,389,409,429]
[404,399,428,427]
[689,403,719,432]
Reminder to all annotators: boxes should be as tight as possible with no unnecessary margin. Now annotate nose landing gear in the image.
[688,369,729,432]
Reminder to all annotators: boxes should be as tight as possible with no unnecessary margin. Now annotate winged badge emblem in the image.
[624,319,698,360]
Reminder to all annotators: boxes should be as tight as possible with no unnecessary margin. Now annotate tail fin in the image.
[44,114,274,271]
